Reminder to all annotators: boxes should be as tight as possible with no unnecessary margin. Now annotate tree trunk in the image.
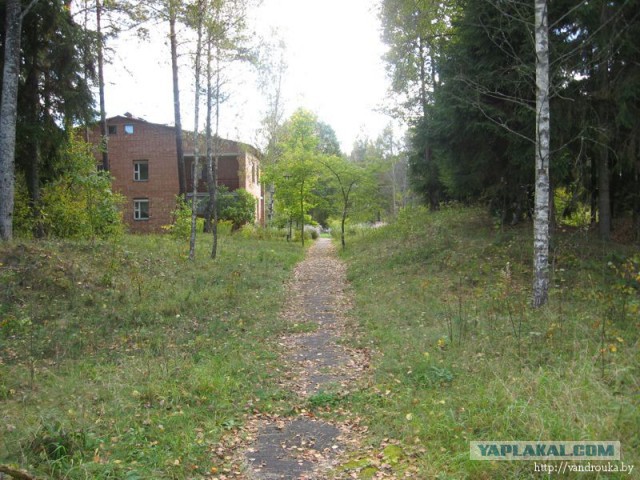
[0,0,24,241]
[188,0,204,261]
[590,153,597,226]
[211,49,221,259]
[23,53,43,237]
[597,2,611,240]
[418,36,439,211]
[22,28,44,238]
[204,39,214,234]
[634,156,640,242]
[532,0,550,308]
[96,0,109,171]
[598,137,611,240]
[300,179,305,247]
[169,2,186,196]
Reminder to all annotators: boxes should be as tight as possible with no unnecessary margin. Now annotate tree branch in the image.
[0,465,40,480]
[20,0,39,18]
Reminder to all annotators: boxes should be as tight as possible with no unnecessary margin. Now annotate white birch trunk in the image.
[0,0,23,241]
[533,0,550,307]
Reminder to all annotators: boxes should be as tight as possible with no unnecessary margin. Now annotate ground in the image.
[230,238,368,479]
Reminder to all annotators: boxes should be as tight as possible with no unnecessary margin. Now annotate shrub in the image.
[164,196,204,240]
[218,187,256,229]
[37,135,124,239]
[13,173,35,238]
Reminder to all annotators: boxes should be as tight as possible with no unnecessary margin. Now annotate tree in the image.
[533,0,550,307]
[263,108,322,246]
[168,0,187,196]
[201,0,254,258]
[17,0,96,237]
[350,129,411,221]
[0,0,39,241]
[188,0,204,261]
[319,155,361,249]
[256,36,287,224]
[380,0,458,211]
[95,0,108,171]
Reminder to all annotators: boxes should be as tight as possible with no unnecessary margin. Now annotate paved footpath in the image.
[243,238,365,479]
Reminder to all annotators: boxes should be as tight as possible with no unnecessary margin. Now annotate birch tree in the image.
[533,0,550,307]
[201,0,253,258]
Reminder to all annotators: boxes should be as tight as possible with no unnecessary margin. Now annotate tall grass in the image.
[337,206,639,478]
[0,234,303,478]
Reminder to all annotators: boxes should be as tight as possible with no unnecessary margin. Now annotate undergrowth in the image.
[0,234,303,478]
[338,206,639,479]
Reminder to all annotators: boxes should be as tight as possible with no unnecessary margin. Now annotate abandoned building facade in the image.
[88,114,264,233]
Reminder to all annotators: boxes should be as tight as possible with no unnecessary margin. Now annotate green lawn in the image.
[0,233,304,479]
[335,206,639,479]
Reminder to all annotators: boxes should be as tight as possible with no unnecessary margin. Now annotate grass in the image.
[0,233,304,479]
[2,209,638,479]
[336,206,639,479]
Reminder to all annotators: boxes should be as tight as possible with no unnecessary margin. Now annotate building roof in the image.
[106,114,261,159]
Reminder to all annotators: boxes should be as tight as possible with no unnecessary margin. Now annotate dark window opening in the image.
[134,160,149,181]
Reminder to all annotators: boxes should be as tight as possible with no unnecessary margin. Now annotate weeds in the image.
[0,234,303,478]
[338,206,639,478]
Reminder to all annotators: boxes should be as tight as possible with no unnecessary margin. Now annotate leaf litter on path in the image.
[213,239,373,479]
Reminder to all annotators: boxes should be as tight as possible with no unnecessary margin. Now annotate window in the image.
[124,124,134,134]
[133,160,149,181]
[108,125,117,135]
[133,199,149,220]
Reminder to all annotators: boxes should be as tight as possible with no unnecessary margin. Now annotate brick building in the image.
[88,114,264,233]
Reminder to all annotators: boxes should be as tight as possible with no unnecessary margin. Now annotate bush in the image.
[35,135,124,239]
[164,196,204,240]
[13,173,35,238]
[218,187,256,229]
[300,225,320,240]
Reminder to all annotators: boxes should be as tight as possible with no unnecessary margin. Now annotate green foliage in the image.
[26,136,124,239]
[164,196,204,240]
[349,128,409,222]
[383,0,640,234]
[262,108,323,236]
[217,187,256,228]
[165,188,255,241]
[13,173,36,239]
[337,206,639,477]
[0,234,304,478]
[554,187,591,228]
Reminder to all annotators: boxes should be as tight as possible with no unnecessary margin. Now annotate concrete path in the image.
[244,238,364,479]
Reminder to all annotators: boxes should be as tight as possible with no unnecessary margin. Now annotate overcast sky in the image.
[103,0,397,153]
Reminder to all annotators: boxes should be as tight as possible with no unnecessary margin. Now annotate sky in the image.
[104,0,397,153]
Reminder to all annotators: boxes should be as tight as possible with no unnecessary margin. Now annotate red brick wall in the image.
[89,116,179,233]
[88,115,263,233]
